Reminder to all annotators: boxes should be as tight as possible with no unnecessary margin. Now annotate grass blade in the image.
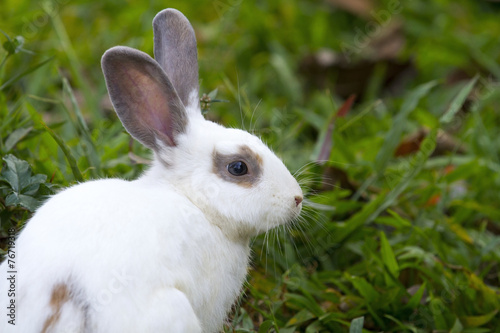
[440,75,479,124]
[0,57,54,90]
[349,317,364,333]
[375,128,437,219]
[47,3,100,119]
[40,122,83,182]
[61,77,101,175]
[4,127,32,152]
[380,231,400,283]
[62,77,90,132]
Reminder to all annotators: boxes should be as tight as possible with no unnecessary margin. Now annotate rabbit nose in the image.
[294,196,303,207]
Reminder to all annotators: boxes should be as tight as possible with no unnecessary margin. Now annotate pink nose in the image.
[295,196,303,207]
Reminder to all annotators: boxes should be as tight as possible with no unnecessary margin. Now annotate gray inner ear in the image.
[153,9,199,110]
[101,46,187,151]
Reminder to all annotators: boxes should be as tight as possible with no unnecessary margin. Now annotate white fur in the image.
[0,8,302,333]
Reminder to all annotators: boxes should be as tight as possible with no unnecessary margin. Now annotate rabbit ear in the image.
[101,46,187,150]
[153,8,199,112]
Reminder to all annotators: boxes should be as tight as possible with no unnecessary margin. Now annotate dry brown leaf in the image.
[395,128,467,157]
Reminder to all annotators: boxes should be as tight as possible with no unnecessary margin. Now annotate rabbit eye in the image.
[213,146,261,186]
[227,161,248,176]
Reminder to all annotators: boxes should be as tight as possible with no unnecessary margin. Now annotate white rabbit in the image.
[0,8,303,333]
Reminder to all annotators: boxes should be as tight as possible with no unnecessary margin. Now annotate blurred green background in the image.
[1,0,500,332]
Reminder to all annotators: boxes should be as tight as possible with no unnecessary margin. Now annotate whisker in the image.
[236,71,245,131]
[303,199,336,212]
[250,98,263,134]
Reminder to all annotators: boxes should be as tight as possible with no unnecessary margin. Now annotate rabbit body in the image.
[1,176,249,333]
[0,8,303,333]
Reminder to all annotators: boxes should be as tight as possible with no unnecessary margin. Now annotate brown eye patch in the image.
[213,145,262,187]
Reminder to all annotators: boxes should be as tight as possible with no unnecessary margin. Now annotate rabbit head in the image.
[101,9,303,240]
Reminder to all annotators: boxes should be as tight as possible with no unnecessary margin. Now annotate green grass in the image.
[1,0,500,332]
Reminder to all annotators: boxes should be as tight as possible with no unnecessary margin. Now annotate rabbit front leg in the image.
[139,288,202,333]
